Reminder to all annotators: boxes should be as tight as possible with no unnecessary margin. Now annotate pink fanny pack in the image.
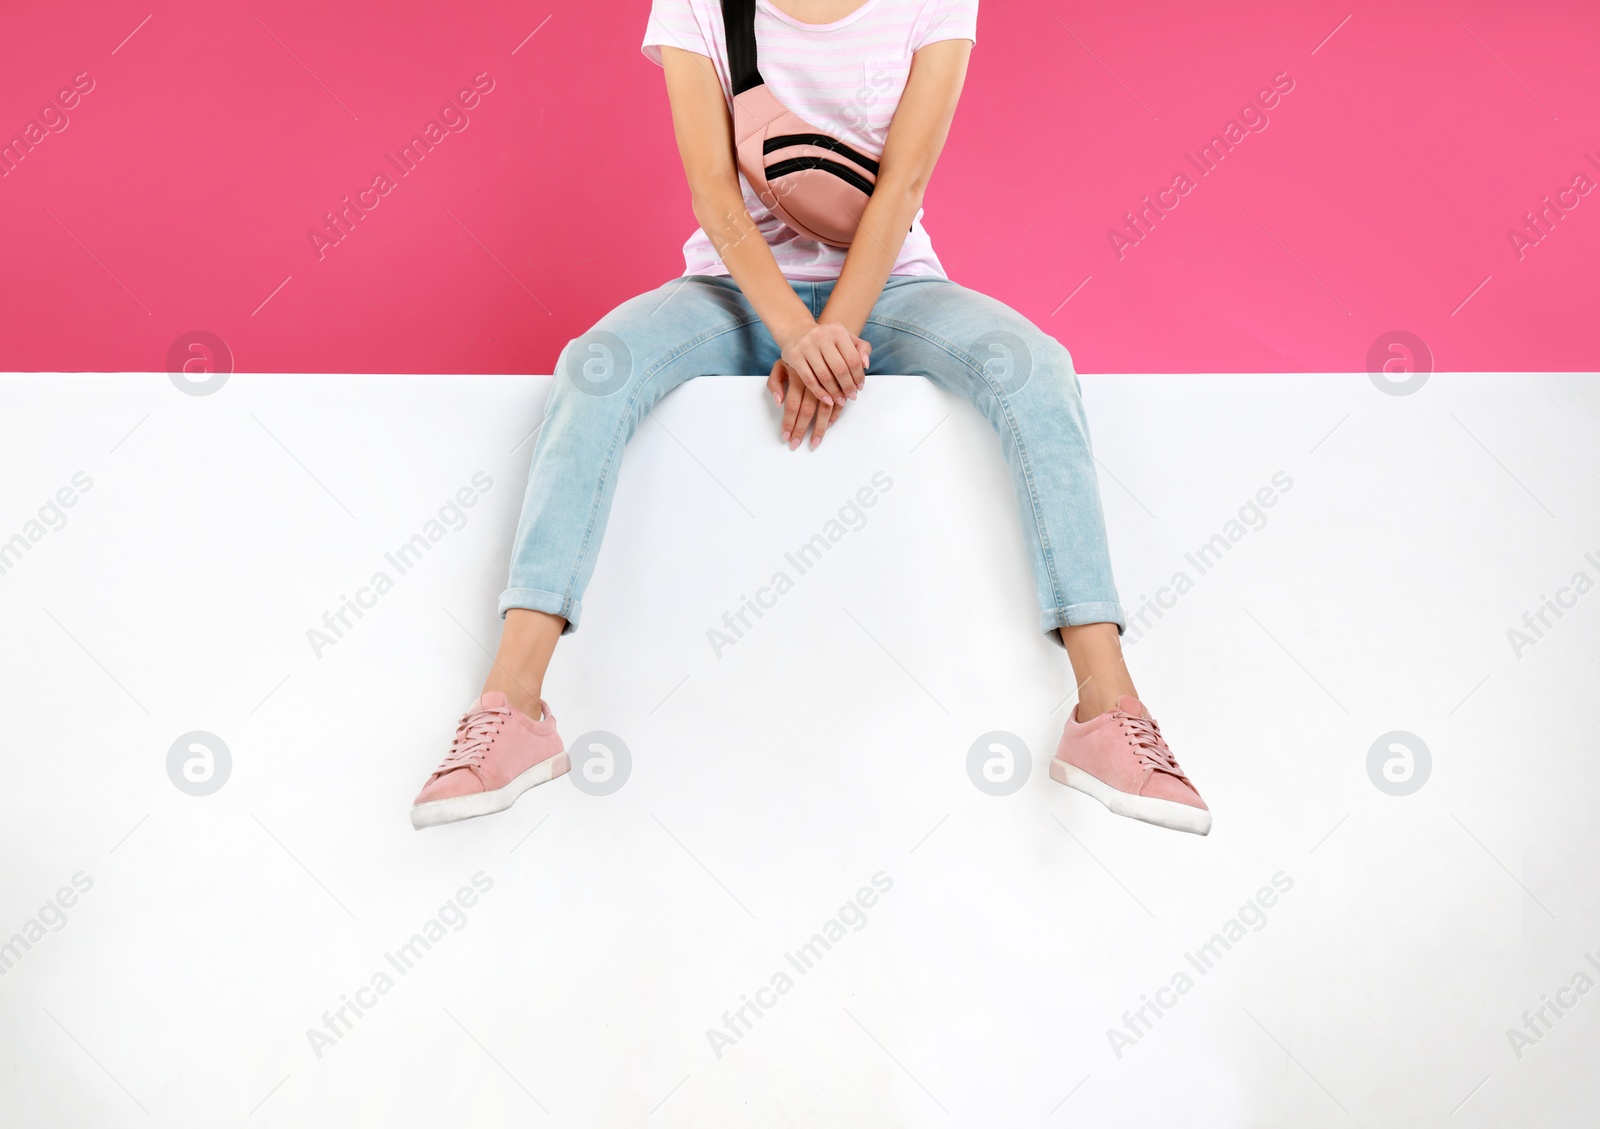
[723,0,881,248]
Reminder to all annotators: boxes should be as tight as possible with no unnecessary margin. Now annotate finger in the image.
[766,363,785,405]
[818,336,859,399]
[856,338,871,373]
[830,326,867,392]
[792,396,817,451]
[796,351,838,404]
[792,392,818,450]
[781,377,804,443]
[810,395,841,448]
[801,345,843,404]
[790,353,833,405]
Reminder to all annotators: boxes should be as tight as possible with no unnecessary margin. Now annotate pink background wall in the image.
[1,1,1596,375]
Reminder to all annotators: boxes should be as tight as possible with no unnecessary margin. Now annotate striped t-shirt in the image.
[642,0,979,281]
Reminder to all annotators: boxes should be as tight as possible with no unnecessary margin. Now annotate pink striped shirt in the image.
[642,0,979,281]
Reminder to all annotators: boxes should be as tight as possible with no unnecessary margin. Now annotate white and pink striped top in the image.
[642,0,979,281]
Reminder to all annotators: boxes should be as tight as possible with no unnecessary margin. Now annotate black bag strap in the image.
[722,0,764,95]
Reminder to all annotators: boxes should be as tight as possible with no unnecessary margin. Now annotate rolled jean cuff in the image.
[497,586,581,634]
[1040,601,1126,644]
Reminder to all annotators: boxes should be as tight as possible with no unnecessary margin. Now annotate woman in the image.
[409,0,1210,836]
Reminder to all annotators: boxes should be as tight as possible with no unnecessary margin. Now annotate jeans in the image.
[500,274,1125,644]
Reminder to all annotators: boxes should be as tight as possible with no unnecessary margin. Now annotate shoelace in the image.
[433,705,510,774]
[1119,713,1189,780]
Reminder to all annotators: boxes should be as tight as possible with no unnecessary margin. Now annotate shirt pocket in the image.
[837,55,912,137]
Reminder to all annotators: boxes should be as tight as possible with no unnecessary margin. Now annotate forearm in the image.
[819,179,925,337]
[822,38,971,336]
[693,183,815,349]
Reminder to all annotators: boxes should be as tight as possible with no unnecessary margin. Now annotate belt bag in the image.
[723,0,881,248]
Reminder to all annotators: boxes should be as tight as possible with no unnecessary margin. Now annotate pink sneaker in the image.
[1050,695,1211,836]
[411,691,569,830]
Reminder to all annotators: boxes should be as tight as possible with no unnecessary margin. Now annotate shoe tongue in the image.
[1116,694,1151,720]
[474,690,510,712]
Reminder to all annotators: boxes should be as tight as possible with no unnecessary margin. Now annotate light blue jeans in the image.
[500,274,1125,644]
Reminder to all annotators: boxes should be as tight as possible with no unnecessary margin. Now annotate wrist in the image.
[817,300,868,339]
[772,310,816,352]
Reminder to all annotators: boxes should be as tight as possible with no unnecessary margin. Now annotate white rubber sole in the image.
[1050,759,1212,836]
[411,751,571,830]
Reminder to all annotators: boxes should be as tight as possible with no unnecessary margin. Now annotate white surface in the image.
[0,371,1596,1127]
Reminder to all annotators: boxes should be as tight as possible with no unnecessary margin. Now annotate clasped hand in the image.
[766,320,871,450]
